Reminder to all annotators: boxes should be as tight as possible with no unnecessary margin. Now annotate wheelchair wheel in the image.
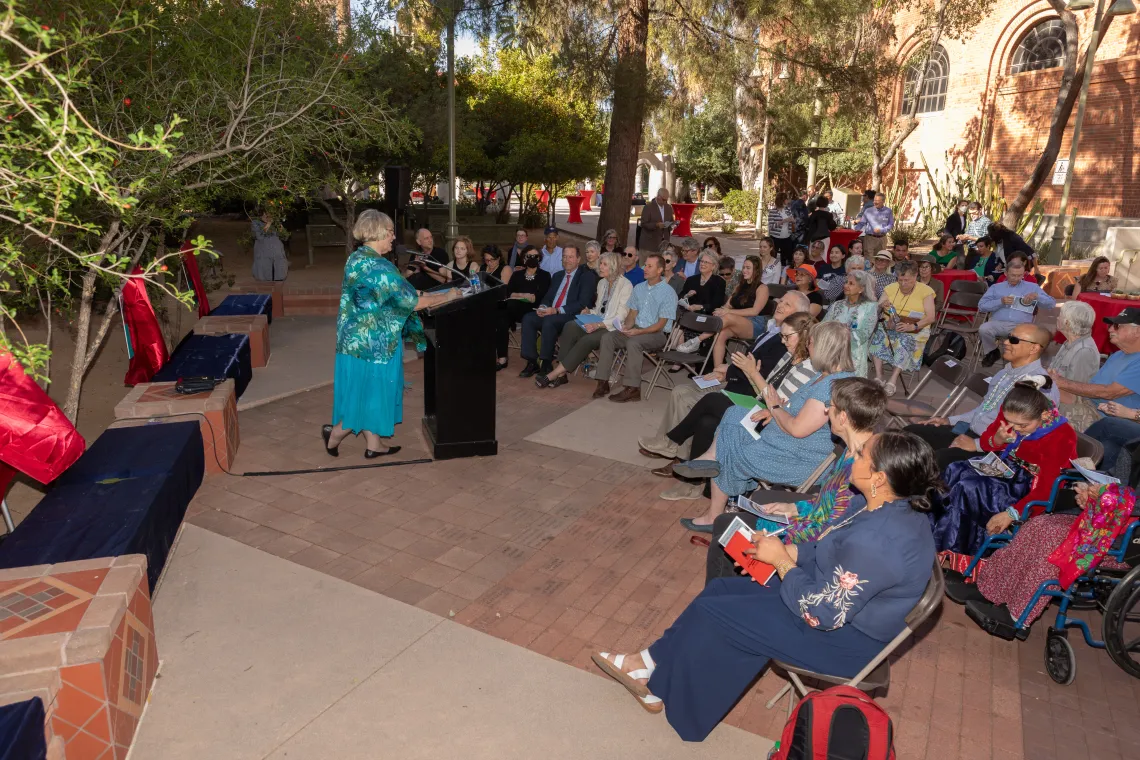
[1103,564,1140,679]
[1044,628,1076,685]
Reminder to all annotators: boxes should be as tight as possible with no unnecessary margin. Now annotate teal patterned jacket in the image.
[336,246,426,363]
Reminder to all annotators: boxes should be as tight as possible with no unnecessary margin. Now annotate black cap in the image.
[1104,308,1140,326]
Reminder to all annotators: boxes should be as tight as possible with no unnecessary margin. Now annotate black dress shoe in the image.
[321,425,339,457]
[364,445,401,459]
[496,359,509,372]
[981,349,1001,367]
[518,361,539,378]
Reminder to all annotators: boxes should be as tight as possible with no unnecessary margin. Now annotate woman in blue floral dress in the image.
[322,210,458,458]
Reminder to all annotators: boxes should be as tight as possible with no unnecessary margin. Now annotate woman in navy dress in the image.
[592,430,939,741]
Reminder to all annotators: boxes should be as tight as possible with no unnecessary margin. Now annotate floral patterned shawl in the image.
[336,245,426,363]
[1047,483,1136,588]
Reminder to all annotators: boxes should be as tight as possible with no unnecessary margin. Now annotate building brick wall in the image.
[889,3,1139,220]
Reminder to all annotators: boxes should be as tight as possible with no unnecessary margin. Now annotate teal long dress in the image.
[331,245,426,436]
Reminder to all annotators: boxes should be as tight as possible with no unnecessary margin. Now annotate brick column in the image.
[113,380,239,475]
[194,315,271,368]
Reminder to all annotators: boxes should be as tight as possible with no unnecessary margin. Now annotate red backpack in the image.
[769,685,895,760]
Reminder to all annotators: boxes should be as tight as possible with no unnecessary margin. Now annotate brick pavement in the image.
[185,362,1140,759]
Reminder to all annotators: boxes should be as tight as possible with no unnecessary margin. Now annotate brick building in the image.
[890,2,1139,246]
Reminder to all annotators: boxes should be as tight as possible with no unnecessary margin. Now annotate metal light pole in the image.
[1048,0,1134,256]
[445,12,459,243]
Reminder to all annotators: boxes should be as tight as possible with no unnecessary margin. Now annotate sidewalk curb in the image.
[237,379,333,412]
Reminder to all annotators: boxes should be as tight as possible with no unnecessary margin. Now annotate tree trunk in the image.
[1002,4,1109,228]
[594,0,649,243]
[734,57,763,190]
[63,267,98,423]
[344,196,356,257]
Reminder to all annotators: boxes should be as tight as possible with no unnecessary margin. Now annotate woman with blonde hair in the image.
[601,229,621,254]
[674,321,857,531]
[323,210,459,457]
[535,251,633,388]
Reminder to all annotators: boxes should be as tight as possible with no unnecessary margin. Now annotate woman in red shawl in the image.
[931,378,1077,559]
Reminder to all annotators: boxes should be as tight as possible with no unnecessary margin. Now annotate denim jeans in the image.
[1084,415,1140,476]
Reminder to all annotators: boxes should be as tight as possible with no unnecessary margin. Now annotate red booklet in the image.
[718,516,778,585]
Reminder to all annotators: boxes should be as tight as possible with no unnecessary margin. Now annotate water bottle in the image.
[469,272,481,292]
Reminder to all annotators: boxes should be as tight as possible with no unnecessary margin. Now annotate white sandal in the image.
[592,650,663,714]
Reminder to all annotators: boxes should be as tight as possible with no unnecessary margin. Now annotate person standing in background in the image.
[639,187,675,254]
[856,193,894,258]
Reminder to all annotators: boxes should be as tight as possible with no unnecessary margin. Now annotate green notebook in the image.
[722,390,762,408]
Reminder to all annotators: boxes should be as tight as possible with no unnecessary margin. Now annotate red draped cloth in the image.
[122,267,169,385]
[0,351,86,493]
[181,242,210,318]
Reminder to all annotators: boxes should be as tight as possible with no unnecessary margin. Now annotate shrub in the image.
[721,221,738,234]
[693,206,723,223]
[721,189,759,223]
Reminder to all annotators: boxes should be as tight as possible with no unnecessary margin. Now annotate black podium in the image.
[420,275,505,459]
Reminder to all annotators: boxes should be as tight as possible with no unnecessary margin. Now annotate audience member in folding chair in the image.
[588,430,940,741]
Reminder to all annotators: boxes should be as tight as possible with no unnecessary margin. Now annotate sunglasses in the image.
[622,252,637,258]
[1000,335,1045,347]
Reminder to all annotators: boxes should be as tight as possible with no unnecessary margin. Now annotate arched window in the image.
[901,45,950,114]
[1009,20,1067,75]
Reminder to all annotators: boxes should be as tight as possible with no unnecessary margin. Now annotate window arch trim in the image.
[901,44,950,115]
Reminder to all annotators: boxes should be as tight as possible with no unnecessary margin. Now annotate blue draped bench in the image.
[152,333,252,398]
[210,293,273,324]
[0,422,205,592]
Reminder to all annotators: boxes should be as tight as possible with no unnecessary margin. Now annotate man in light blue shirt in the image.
[594,252,679,403]
[1054,308,1140,474]
[539,226,563,276]
[855,192,894,258]
[977,254,1056,366]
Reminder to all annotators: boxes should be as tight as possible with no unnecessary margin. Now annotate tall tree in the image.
[1001,0,1113,227]
[594,0,649,242]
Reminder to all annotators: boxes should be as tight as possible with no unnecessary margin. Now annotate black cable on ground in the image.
[114,412,433,477]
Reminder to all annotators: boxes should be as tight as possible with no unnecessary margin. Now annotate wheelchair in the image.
[953,471,1140,685]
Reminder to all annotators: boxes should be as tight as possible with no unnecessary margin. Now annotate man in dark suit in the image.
[518,245,598,377]
[405,228,450,291]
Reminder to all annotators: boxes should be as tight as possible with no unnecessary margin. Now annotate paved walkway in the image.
[134,524,770,759]
[170,349,1140,759]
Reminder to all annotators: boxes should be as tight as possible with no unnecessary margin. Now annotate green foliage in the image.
[721,221,738,234]
[692,206,724,223]
[722,189,760,223]
[674,93,740,195]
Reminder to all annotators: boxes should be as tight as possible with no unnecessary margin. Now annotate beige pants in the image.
[638,381,716,459]
[861,234,888,257]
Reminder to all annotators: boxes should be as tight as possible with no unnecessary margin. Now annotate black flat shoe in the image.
[364,445,402,459]
[944,575,987,605]
[321,425,339,457]
[496,361,509,372]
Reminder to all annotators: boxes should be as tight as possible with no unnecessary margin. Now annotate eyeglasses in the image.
[622,252,637,258]
[1000,334,1045,347]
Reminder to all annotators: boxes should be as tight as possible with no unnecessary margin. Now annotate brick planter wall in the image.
[0,556,158,760]
[194,315,271,368]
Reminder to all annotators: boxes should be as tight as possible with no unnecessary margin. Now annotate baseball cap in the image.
[873,251,893,260]
[1104,308,1140,326]
[544,225,558,235]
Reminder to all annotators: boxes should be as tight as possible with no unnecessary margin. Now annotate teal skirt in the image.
[331,352,404,437]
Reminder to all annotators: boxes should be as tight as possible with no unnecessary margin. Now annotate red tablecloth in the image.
[673,203,697,237]
[1055,292,1134,354]
[579,189,594,212]
[830,228,861,251]
[566,195,584,224]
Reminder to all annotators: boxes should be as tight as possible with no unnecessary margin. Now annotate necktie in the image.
[553,273,572,309]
